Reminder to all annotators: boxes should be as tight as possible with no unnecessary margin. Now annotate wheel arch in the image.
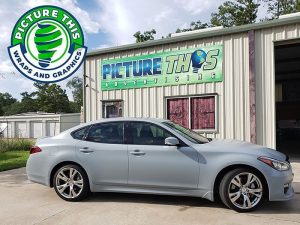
[213,164,269,201]
[50,161,90,188]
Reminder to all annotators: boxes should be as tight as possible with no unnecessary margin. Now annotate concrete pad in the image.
[0,164,299,225]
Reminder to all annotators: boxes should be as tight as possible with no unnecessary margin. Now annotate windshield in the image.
[162,121,210,144]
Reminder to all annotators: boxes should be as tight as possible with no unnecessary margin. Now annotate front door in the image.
[127,122,199,189]
[76,122,128,185]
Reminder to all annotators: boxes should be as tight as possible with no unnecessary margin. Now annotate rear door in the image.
[75,122,128,185]
[126,121,199,189]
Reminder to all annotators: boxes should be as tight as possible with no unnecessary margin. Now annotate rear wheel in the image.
[219,168,266,212]
[53,164,90,201]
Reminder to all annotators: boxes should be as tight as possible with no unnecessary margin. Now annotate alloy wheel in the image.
[228,172,263,210]
[55,167,84,199]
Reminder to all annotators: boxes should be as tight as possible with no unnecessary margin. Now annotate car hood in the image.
[195,139,287,161]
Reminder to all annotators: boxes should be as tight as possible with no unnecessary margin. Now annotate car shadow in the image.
[82,190,299,214]
[253,199,300,214]
[85,192,224,210]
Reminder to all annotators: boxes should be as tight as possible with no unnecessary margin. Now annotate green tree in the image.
[20,92,38,111]
[161,21,210,38]
[176,21,210,33]
[3,92,38,115]
[66,77,83,112]
[133,29,156,43]
[263,0,300,19]
[1,84,73,115]
[3,102,25,116]
[34,83,71,113]
[69,101,81,113]
[0,92,17,116]
[211,0,260,27]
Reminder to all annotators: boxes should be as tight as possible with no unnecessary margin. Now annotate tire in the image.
[219,168,266,212]
[53,164,90,201]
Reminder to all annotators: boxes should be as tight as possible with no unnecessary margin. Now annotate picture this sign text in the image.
[101,45,223,90]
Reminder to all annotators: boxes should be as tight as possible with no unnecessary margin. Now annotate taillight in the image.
[30,146,42,154]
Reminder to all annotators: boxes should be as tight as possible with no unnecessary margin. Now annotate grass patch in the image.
[0,151,30,172]
[0,139,34,152]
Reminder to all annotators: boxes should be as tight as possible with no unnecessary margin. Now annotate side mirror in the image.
[165,137,179,146]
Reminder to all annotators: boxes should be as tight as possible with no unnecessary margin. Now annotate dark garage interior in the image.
[275,42,300,159]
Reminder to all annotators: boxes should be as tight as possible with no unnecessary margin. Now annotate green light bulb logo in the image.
[34,23,62,68]
[9,5,86,83]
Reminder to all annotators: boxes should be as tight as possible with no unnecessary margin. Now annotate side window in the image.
[86,122,124,144]
[71,126,90,140]
[128,122,173,145]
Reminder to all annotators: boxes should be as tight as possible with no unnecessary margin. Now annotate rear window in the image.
[86,122,124,144]
[71,126,90,140]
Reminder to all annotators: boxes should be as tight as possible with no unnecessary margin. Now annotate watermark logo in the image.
[8,5,87,83]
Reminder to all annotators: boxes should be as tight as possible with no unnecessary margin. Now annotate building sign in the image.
[101,45,223,91]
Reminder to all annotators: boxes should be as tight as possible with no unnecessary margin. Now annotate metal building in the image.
[0,112,80,138]
[84,13,300,157]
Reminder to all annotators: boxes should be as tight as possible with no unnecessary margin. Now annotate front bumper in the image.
[267,165,294,201]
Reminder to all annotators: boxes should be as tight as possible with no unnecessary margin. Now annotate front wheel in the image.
[219,168,266,212]
[53,164,90,201]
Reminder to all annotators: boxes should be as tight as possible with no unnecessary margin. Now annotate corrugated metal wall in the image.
[255,24,300,148]
[85,32,251,141]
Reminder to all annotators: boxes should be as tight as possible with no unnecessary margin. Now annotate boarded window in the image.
[191,97,215,129]
[167,96,216,130]
[167,98,189,128]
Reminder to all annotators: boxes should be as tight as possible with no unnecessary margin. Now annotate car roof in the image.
[54,118,171,139]
[68,117,169,133]
[85,117,168,125]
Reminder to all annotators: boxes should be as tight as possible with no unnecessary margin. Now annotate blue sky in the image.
[0,0,265,100]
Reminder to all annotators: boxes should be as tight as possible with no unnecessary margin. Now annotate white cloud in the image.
[0,73,35,98]
[94,44,111,50]
[25,0,102,33]
[154,8,173,23]
[96,0,225,45]
[174,0,223,15]
[0,60,15,73]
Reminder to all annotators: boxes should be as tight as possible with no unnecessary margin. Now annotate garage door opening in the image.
[275,42,300,158]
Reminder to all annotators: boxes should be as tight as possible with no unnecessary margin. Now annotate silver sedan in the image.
[26,118,294,212]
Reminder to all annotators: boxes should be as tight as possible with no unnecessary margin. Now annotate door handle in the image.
[79,147,94,153]
[130,150,146,156]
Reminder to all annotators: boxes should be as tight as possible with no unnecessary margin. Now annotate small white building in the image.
[0,112,80,138]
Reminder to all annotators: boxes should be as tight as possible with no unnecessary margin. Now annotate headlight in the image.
[258,156,290,171]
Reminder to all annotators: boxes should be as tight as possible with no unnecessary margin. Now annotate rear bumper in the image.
[26,154,50,187]
[267,166,294,201]
[27,173,49,186]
